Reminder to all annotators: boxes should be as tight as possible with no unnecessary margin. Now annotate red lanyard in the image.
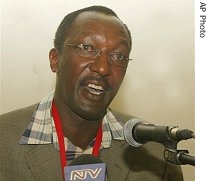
[52,101,102,178]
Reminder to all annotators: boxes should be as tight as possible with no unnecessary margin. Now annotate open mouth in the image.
[87,83,104,95]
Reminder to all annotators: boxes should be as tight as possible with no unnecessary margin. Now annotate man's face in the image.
[51,12,131,120]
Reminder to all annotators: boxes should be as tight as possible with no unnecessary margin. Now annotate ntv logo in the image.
[70,168,102,180]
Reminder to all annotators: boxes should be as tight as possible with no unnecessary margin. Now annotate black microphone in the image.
[123,118,195,147]
[69,154,103,165]
[65,154,106,181]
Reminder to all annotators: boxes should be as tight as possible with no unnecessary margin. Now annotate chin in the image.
[78,108,107,121]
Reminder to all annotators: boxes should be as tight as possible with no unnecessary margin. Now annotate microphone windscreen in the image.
[69,154,103,165]
[123,118,143,147]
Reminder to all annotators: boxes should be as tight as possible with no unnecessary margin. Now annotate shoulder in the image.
[0,104,38,122]
[109,108,140,124]
[0,104,38,140]
[107,109,184,180]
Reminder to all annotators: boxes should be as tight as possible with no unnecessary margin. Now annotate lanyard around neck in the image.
[52,101,103,178]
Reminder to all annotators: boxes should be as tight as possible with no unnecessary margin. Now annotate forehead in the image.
[65,11,130,46]
[75,11,121,24]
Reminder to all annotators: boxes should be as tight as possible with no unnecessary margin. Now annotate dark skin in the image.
[49,11,131,150]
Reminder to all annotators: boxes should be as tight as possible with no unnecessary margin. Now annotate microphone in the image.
[123,118,195,147]
[64,154,106,181]
[69,154,103,165]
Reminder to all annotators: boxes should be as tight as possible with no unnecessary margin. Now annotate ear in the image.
[49,48,59,73]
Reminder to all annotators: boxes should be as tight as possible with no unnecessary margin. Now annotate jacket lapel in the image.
[100,140,131,181]
[25,144,63,181]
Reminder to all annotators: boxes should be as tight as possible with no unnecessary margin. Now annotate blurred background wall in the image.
[1,0,194,180]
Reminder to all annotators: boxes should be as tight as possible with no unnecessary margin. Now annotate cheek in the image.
[57,57,79,93]
[110,68,127,92]
[58,56,92,92]
[59,53,84,77]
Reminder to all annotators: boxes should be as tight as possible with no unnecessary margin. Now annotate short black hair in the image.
[54,5,132,52]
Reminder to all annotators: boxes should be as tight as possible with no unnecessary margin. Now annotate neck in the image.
[53,98,103,150]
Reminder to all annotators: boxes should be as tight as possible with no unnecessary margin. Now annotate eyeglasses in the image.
[65,43,132,67]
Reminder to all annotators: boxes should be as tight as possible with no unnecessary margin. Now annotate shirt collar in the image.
[19,91,124,149]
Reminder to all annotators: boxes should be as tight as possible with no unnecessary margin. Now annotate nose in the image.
[89,53,112,77]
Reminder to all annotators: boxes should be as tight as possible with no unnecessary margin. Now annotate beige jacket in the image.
[0,104,183,181]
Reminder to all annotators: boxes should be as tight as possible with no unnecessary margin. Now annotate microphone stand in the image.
[164,148,195,166]
[157,129,195,166]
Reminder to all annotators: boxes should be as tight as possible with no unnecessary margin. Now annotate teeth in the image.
[88,84,104,91]
[88,84,104,95]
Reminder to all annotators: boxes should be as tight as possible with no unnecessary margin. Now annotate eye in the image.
[79,44,96,53]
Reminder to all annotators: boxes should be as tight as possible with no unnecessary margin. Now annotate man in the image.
[0,6,183,181]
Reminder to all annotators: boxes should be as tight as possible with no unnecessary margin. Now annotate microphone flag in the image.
[64,163,106,181]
